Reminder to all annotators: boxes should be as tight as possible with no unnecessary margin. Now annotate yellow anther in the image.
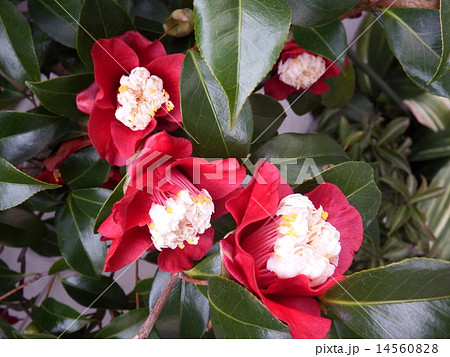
[178,191,183,198]
[287,228,298,237]
[191,196,196,202]
[282,215,289,221]
[149,89,156,94]
[204,197,211,204]
[291,213,298,218]
[281,221,291,227]
[53,169,62,183]
[178,243,185,249]
[149,222,155,228]
[274,253,281,258]
[321,211,329,220]
[294,57,298,62]
[118,85,129,92]
[166,207,173,213]
[198,195,204,203]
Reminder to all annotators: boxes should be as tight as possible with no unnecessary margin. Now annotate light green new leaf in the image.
[194,0,291,128]
[321,258,450,338]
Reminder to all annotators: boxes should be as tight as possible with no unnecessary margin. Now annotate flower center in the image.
[266,193,341,287]
[277,53,326,90]
[115,67,174,131]
[148,178,214,251]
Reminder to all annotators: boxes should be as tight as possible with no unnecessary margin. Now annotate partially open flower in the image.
[76,31,184,166]
[220,162,363,338]
[98,132,246,273]
[264,40,342,100]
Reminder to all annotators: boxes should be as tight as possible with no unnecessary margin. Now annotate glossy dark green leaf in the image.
[0,76,23,109]
[321,258,450,338]
[148,270,209,338]
[286,0,358,27]
[93,175,126,232]
[56,197,106,277]
[0,111,59,165]
[251,133,349,185]
[250,94,286,144]
[194,0,291,127]
[184,252,221,280]
[48,258,70,275]
[287,91,322,116]
[292,20,347,69]
[295,161,381,228]
[134,0,170,34]
[328,312,363,339]
[431,0,450,82]
[0,317,20,339]
[0,157,60,211]
[382,9,450,97]
[26,74,94,117]
[23,190,64,213]
[181,50,253,158]
[0,0,40,83]
[208,276,291,338]
[94,308,149,338]
[61,274,129,310]
[60,146,111,190]
[36,298,91,335]
[72,188,112,219]
[76,0,135,69]
[28,0,82,48]
[0,207,47,247]
[322,62,355,109]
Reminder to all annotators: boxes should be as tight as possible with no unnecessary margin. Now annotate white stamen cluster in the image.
[277,53,326,90]
[115,67,174,131]
[266,194,341,287]
[149,189,214,250]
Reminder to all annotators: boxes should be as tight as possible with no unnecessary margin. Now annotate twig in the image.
[0,273,48,302]
[135,260,140,310]
[341,1,382,19]
[132,273,179,339]
[179,272,208,286]
[43,274,57,300]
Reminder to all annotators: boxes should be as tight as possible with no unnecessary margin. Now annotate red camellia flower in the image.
[220,162,363,338]
[264,40,342,100]
[76,31,184,166]
[98,131,246,273]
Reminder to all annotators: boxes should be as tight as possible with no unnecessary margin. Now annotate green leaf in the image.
[0,111,59,165]
[61,274,129,310]
[377,117,410,146]
[56,198,107,277]
[93,175,126,233]
[404,93,450,131]
[376,146,411,174]
[292,20,347,69]
[28,0,82,48]
[26,74,94,117]
[180,50,253,158]
[94,309,149,338]
[60,146,111,190]
[194,0,291,127]
[184,252,221,280]
[295,161,382,228]
[251,133,349,185]
[208,276,291,338]
[36,298,92,335]
[76,0,135,69]
[134,0,170,34]
[148,269,209,338]
[250,94,286,144]
[382,9,450,97]
[431,0,450,82]
[321,258,450,338]
[0,0,40,83]
[287,91,322,116]
[0,157,60,211]
[48,258,70,275]
[410,129,450,161]
[286,0,358,27]
[321,62,355,109]
[0,317,20,339]
[72,188,112,219]
[0,207,47,247]
[23,190,64,213]
[379,176,410,202]
[419,160,450,260]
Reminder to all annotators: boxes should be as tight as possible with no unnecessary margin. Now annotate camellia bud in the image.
[163,8,194,37]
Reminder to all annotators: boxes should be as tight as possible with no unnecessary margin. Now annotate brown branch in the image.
[135,260,140,310]
[372,0,439,9]
[43,274,57,300]
[179,272,208,286]
[0,273,48,302]
[132,273,180,339]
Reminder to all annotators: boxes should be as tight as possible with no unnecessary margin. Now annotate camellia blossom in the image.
[98,132,246,273]
[220,162,363,338]
[264,40,342,100]
[76,31,184,166]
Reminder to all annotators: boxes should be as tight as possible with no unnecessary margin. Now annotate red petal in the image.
[104,226,154,272]
[43,136,91,171]
[76,82,99,115]
[140,131,192,159]
[157,228,214,272]
[264,75,298,100]
[305,183,363,277]
[308,79,329,95]
[117,31,166,66]
[92,37,139,109]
